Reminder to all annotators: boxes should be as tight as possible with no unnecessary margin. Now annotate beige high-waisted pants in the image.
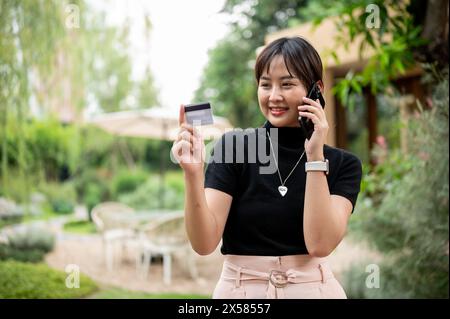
[212,254,347,299]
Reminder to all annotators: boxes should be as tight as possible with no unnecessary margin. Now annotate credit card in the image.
[184,102,214,126]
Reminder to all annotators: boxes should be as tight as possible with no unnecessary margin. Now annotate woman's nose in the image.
[269,87,283,102]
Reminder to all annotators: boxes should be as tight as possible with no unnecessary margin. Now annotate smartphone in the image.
[299,82,326,139]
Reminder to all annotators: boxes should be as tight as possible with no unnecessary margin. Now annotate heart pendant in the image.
[278,186,288,197]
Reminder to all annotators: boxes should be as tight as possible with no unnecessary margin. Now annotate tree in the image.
[136,67,160,109]
[0,1,159,202]
[194,0,309,128]
[303,0,448,108]
[86,19,134,113]
[0,0,68,201]
[195,32,262,128]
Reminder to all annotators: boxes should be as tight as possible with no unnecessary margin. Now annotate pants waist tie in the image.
[222,260,334,299]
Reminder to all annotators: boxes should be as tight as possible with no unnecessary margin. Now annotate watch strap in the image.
[305,159,329,174]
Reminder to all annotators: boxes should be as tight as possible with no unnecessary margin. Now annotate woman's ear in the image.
[317,80,324,93]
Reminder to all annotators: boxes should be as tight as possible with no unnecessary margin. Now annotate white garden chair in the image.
[136,213,198,285]
[91,202,137,271]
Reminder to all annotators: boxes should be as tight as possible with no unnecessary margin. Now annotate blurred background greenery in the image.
[0,0,448,299]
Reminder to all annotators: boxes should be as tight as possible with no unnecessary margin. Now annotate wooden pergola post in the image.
[365,89,378,166]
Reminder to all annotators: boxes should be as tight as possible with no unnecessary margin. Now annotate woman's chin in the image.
[268,115,298,128]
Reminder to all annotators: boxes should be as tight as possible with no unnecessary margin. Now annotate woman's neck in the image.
[263,120,306,149]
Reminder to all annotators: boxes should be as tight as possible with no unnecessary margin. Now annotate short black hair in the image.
[255,37,323,89]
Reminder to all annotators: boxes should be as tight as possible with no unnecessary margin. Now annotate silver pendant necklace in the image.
[266,131,306,197]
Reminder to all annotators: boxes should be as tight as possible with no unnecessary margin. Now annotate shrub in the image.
[118,174,184,210]
[83,183,104,216]
[349,150,417,235]
[78,125,116,168]
[0,168,43,205]
[0,246,46,263]
[0,118,80,183]
[350,76,449,298]
[111,169,148,197]
[78,126,149,169]
[0,197,24,227]
[51,199,74,215]
[0,260,98,298]
[342,261,386,299]
[7,226,55,252]
[39,182,76,215]
[72,169,111,218]
[0,226,55,263]
[165,170,185,194]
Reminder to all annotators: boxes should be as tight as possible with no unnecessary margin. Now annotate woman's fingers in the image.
[173,106,204,165]
[298,104,321,113]
[172,139,197,158]
[302,97,323,109]
[298,97,327,127]
[180,123,193,132]
[298,106,321,122]
[178,104,186,126]
[171,140,189,160]
[176,126,202,143]
[298,98,325,121]
[177,130,193,143]
[180,123,202,138]
[172,132,204,163]
[298,111,320,125]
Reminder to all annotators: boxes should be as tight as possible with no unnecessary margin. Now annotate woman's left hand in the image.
[298,96,329,161]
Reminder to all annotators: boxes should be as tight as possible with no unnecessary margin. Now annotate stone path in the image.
[1,200,384,298]
[45,235,224,295]
[3,205,381,296]
[45,233,381,296]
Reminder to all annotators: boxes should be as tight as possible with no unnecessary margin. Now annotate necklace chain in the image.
[266,131,306,187]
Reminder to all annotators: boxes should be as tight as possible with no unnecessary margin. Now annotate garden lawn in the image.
[0,260,98,298]
[63,219,97,234]
[89,287,209,299]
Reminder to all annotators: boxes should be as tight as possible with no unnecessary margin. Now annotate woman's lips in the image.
[269,107,288,116]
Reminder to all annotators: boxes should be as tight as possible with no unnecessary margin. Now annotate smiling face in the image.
[257,55,308,127]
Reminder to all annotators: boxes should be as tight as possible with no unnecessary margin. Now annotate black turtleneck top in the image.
[204,120,362,256]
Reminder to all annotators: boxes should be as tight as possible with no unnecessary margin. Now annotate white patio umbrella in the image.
[87,107,233,208]
[88,107,233,141]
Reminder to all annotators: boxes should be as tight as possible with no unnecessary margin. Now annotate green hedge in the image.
[72,169,111,217]
[0,261,98,298]
[0,226,56,263]
[0,118,80,182]
[0,245,47,263]
[111,169,148,197]
[39,182,77,215]
[348,77,449,298]
[119,174,184,210]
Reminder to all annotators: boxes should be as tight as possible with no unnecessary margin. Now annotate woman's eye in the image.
[282,83,293,87]
[260,83,270,88]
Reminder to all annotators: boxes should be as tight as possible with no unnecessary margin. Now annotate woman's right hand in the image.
[171,104,206,176]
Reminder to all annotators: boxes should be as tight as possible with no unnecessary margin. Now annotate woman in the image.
[171,37,362,299]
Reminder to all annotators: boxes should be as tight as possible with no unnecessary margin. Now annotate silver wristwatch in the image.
[305,159,329,175]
